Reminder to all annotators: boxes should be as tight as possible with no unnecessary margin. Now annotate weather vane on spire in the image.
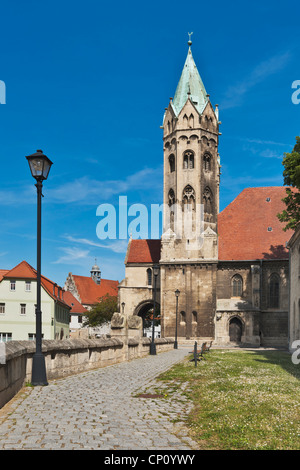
[188,32,193,46]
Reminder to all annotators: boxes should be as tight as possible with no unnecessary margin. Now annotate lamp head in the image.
[26,149,53,182]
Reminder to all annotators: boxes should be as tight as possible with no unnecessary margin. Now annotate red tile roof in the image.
[72,275,119,306]
[218,187,294,260]
[126,239,161,264]
[0,270,9,282]
[63,290,87,314]
[4,261,36,279]
[2,260,70,308]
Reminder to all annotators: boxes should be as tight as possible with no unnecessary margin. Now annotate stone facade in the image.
[118,40,292,348]
[287,226,300,351]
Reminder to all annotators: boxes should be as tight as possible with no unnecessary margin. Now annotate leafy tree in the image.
[277,136,300,231]
[83,294,118,327]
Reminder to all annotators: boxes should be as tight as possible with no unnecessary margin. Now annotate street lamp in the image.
[150,264,159,355]
[26,149,53,386]
[174,289,180,349]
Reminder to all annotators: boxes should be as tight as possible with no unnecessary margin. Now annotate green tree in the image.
[277,136,300,231]
[83,294,118,327]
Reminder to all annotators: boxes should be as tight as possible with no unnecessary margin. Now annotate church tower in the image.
[160,36,221,340]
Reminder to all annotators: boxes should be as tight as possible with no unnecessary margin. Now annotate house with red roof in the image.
[0,260,79,342]
[64,261,119,335]
[118,39,296,348]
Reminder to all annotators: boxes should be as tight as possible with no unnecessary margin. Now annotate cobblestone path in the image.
[0,348,198,450]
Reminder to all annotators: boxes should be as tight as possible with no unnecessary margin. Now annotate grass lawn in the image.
[157,349,300,450]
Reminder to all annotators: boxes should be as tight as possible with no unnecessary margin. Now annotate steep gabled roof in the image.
[63,290,87,314]
[2,260,70,308]
[218,187,294,260]
[0,269,9,282]
[72,275,119,306]
[3,260,36,279]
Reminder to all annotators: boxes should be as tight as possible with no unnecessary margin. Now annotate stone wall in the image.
[0,334,174,410]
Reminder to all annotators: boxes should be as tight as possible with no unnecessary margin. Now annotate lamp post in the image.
[26,150,53,386]
[174,289,180,349]
[150,265,159,355]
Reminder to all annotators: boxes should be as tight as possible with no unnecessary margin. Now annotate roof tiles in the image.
[218,187,293,260]
[72,275,119,306]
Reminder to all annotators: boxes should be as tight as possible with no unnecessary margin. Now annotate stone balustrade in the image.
[0,331,174,409]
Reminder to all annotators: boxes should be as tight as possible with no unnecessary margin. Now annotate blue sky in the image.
[0,0,299,287]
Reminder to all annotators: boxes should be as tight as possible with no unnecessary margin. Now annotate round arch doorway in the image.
[229,317,243,343]
[134,301,161,338]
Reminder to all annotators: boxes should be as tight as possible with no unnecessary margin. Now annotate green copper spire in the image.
[172,35,208,116]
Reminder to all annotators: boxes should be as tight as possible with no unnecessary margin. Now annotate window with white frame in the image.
[10,280,16,291]
[0,303,5,314]
[20,304,26,315]
[25,281,31,292]
[0,332,12,342]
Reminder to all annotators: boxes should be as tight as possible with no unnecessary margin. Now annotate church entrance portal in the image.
[229,317,243,343]
[134,301,161,338]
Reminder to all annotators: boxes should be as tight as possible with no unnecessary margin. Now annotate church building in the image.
[118,39,292,347]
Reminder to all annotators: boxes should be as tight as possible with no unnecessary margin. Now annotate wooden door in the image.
[229,317,242,342]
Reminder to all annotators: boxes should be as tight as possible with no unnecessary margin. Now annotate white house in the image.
[0,261,71,342]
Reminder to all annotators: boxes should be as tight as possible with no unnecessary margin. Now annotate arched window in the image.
[192,311,197,323]
[203,186,213,215]
[147,268,152,286]
[180,311,186,323]
[231,274,243,297]
[203,153,211,171]
[168,189,176,231]
[169,154,175,173]
[168,188,175,206]
[182,185,195,211]
[269,273,280,308]
[183,150,194,169]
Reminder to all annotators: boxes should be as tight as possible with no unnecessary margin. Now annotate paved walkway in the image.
[0,348,198,450]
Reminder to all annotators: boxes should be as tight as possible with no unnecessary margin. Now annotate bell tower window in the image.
[182,185,195,211]
[203,186,213,217]
[183,150,194,169]
[169,154,175,173]
[203,153,211,171]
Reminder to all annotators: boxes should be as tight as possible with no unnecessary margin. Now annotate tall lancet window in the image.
[269,273,280,308]
[182,185,195,211]
[169,154,175,173]
[231,274,243,297]
[203,186,213,220]
[168,189,176,231]
[183,150,194,169]
[203,153,211,171]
